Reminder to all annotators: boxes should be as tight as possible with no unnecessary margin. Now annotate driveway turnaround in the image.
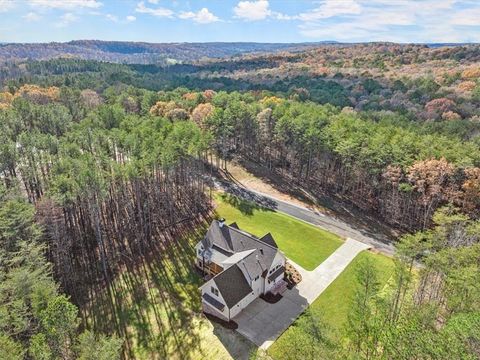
[233,238,370,349]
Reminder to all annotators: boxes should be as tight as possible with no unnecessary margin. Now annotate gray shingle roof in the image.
[259,233,278,248]
[213,264,252,308]
[229,222,239,229]
[203,220,278,273]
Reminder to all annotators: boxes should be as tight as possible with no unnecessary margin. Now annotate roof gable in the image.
[229,222,239,229]
[213,264,252,308]
[259,233,278,248]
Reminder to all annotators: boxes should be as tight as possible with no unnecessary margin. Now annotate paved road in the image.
[214,178,396,256]
[234,239,371,349]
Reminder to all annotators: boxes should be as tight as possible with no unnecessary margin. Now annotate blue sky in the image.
[1,0,480,43]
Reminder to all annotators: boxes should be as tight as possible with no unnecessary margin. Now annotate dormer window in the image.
[211,286,219,296]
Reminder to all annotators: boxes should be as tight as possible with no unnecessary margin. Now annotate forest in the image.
[0,43,479,359]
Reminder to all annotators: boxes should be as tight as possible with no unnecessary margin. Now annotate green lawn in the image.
[215,193,343,270]
[268,250,395,359]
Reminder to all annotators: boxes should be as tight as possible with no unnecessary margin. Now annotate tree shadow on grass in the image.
[211,323,257,360]
[80,213,218,359]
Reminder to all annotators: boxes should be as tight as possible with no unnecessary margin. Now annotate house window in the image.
[211,286,219,296]
[197,248,202,255]
[254,275,259,281]
[260,249,264,255]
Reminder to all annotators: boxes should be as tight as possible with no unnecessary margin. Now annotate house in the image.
[196,218,286,321]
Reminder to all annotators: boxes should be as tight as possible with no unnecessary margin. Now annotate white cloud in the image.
[30,0,102,10]
[147,0,159,3]
[272,12,294,21]
[56,12,78,27]
[135,1,173,17]
[106,13,137,24]
[23,11,41,21]
[234,0,271,21]
[106,13,118,22]
[294,0,480,43]
[450,8,480,26]
[0,0,15,12]
[179,8,219,24]
[298,0,361,21]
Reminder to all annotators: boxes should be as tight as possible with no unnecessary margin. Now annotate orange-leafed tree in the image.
[15,84,60,105]
[407,158,458,228]
[192,103,214,130]
[462,167,480,212]
[149,100,177,117]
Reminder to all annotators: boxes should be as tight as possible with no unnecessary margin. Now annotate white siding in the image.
[250,274,263,297]
[195,241,203,263]
[264,251,286,293]
[200,279,230,319]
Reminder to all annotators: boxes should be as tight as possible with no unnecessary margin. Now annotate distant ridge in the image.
[0,40,476,64]
[0,40,334,64]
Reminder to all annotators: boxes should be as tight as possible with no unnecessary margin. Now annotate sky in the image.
[1,0,480,43]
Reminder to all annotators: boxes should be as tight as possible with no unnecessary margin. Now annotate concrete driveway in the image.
[233,238,370,349]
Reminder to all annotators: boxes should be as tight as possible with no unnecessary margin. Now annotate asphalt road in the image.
[214,178,396,256]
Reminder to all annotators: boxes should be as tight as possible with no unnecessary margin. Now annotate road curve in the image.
[214,179,396,256]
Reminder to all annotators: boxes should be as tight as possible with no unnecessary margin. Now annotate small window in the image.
[260,249,264,255]
[197,248,202,255]
[211,286,219,296]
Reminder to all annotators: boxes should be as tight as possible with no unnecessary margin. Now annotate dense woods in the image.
[1,43,480,358]
[0,185,122,359]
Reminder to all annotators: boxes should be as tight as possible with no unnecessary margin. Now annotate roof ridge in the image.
[222,248,256,265]
[226,224,278,251]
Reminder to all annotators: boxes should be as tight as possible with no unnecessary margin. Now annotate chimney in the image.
[218,217,225,228]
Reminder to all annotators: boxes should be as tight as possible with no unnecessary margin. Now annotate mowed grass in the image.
[83,225,255,360]
[269,250,395,359]
[215,193,343,270]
